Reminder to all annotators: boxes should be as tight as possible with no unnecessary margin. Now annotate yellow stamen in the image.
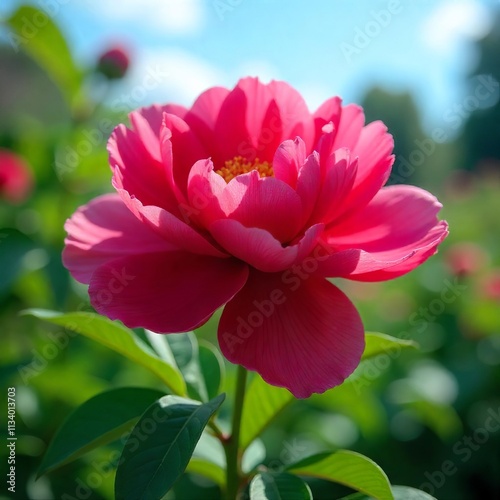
[215,156,274,183]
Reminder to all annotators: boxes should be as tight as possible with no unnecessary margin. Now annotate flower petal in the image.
[308,148,358,225]
[209,219,324,273]
[218,271,364,398]
[321,185,449,280]
[218,171,304,242]
[89,252,249,333]
[267,80,314,150]
[116,188,227,258]
[313,96,342,144]
[108,124,178,214]
[63,194,174,283]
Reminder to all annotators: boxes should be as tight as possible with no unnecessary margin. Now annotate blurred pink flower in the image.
[444,242,489,276]
[479,270,500,301]
[97,45,130,79]
[63,78,448,398]
[0,149,33,204]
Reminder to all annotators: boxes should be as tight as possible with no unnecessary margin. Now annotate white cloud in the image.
[91,0,205,35]
[421,0,492,55]
[118,48,227,107]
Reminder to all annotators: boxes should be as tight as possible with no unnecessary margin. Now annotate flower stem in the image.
[224,364,248,500]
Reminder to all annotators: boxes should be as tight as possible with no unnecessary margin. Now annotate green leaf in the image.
[240,375,294,451]
[340,485,437,500]
[362,333,418,360]
[115,393,225,500]
[199,340,225,400]
[25,310,186,395]
[287,451,394,500]
[38,387,164,476]
[186,458,225,487]
[390,486,437,500]
[6,6,82,104]
[166,332,208,402]
[250,472,312,500]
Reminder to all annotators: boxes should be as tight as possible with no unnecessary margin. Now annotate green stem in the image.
[224,365,248,500]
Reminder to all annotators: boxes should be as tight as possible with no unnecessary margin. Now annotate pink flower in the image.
[0,149,33,204]
[63,78,448,398]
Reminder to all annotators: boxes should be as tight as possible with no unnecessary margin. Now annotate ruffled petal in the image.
[63,194,174,283]
[209,220,324,273]
[89,252,249,333]
[218,271,364,398]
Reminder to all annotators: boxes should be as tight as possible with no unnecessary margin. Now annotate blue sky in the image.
[1,0,498,132]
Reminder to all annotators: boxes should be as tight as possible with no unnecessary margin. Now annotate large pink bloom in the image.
[63,78,448,398]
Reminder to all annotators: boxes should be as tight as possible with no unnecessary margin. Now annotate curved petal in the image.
[214,77,275,162]
[116,188,227,258]
[307,148,358,225]
[341,121,394,217]
[321,185,449,280]
[218,170,304,243]
[89,252,249,333]
[209,219,324,273]
[267,80,314,150]
[313,96,342,145]
[63,194,174,283]
[108,124,185,216]
[333,104,365,152]
[272,138,306,188]
[160,113,207,200]
[218,271,364,398]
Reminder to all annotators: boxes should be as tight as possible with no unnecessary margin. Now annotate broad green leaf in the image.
[340,485,437,500]
[240,375,294,451]
[250,472,312,500]
[7,6,82,104]
[115,393,225,500]
[363,333,418,360]
[25,310,186,395]
[186,458,225,487]
[38,388,163,476]
[287,451,393,500]
[199,340,225,400]
[166,332,207,401]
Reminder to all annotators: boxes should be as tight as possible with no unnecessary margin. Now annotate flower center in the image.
[215,156,274,183]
